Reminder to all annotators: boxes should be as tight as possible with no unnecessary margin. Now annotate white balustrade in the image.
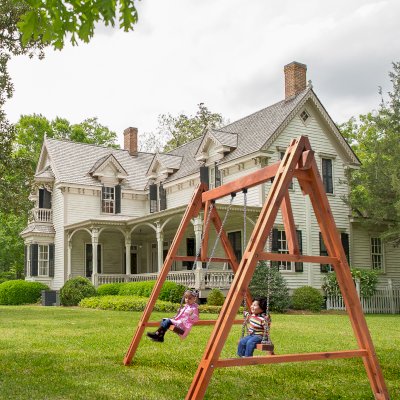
[31,208,53,223]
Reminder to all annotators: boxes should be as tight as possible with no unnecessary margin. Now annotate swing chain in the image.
[205,193,236,270]
[261,230,273,344]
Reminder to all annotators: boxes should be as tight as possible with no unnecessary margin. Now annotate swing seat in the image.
[256,342,275,354]
[169,325,185,335]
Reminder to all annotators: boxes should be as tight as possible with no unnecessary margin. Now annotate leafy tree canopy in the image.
[18,0,139,49]
[340,62,400,243]
[141,103,226,153]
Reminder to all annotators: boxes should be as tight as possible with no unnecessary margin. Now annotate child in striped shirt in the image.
[237,297,270,357]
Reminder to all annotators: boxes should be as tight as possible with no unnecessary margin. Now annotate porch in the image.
[94,269,234,298]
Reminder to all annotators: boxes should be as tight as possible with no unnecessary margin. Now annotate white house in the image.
[21,61,400,299]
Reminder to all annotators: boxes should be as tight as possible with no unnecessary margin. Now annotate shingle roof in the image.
[35,165,55,180]
[44,139,154,190]
[210,129,238,148]
[156,153,182,170]
[21,223,55,236]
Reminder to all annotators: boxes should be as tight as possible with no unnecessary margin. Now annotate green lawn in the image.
[0,306,399,400]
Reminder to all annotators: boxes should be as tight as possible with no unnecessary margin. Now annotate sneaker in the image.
[146,332,164,342]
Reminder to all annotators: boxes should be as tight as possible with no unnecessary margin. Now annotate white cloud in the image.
[5,0,400,147]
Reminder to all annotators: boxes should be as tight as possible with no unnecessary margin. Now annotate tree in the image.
[18,0,139,49]
[341,62,400,243]
[142,103,225,153]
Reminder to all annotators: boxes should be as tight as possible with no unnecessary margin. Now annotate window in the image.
[38,245,49,276]
[371,237,383,270]
[39,188,52,209]
[300,110,310,124]
[322,158,333,194]
[228,231,242,263]
[209,163,221,189]
[271,229,303,272]
[320,232,350,272]
[280,152,293,190]
[102,186,115,213]
[149,184,167,213]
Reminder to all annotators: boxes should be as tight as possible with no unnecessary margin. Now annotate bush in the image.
[60,277,97,306]
[118,281,186,303]
[250,261,290,312]
[79,295,223,314]
[291,286,324,312]
[97,282,126,296]
[0,280,49,305]
[206,289,225,306]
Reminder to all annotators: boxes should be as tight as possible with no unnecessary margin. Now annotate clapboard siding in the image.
[167,184,197,209]
[71,230,91,278]
[66,191,101,225]
[52,187,65,289]
[101,231,124,273]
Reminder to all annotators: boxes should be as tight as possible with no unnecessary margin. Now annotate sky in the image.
[5,0,400,149]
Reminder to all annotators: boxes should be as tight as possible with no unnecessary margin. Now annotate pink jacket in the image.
[171,303,199,338]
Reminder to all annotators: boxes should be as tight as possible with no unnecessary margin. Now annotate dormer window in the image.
[209,163,221,189]
[149,183,167,213]
[300,110,310,124]
[101,185,121,214]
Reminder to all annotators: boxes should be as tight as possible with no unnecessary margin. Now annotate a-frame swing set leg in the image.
[124,136,389,400]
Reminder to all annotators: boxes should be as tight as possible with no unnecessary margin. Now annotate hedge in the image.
[118,281,185,303]
[60,277,97,306]
[0,280,49,305]
[97,282,126,296]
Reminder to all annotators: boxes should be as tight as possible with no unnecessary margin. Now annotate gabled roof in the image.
[34,165,55,181]
[195,129,238,160]
[88,153,128,179]
[146,153,183,177]
[40,138,154,190]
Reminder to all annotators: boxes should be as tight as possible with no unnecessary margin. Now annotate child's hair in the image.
[253,297,268,314]
[184,289,199,299]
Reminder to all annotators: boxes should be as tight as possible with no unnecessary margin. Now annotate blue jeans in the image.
[160,318,173,330]
[237,334,262,357]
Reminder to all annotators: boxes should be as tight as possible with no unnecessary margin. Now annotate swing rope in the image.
[204,193,236,271]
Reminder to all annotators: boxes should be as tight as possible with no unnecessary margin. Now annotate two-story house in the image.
[21,61,400,297]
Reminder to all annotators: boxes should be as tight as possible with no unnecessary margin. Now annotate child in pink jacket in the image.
[147,289,199,342]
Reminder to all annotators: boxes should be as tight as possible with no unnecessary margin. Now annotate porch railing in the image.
[95,269,233,291]
[29,208,53,223]
[327,288,400,314]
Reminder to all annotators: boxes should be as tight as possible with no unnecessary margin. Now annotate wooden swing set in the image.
[124,136,389,400]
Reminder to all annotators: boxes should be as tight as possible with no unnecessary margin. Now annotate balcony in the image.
[30,208,53,223]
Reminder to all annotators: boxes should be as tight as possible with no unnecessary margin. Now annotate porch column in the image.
[156,222,164,273]
[67,236,72,279]
[91,227,99,286]
[192,216,203,270]
[125,234,131,276]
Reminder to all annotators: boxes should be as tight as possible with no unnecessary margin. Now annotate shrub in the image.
[250,261,290,312]
[0,280,49,305]
[291,286,324,312]
[60,277,97,306]
[79,295,223,314]
[118,281,186,303]
[206,289,225,306]
[322,268,379,299]
[97,282,126,296]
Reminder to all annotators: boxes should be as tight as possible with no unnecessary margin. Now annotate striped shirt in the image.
[244,311,270,336]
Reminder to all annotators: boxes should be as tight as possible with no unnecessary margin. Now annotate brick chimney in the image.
[124,127,138,156]
[284,62,307,99]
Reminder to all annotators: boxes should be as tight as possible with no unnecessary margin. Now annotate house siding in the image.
[52,186,65,289]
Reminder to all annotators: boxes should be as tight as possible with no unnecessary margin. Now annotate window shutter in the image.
[39,188,44,208]
[319,232,330,273]
[215,164,221,187]
[115,184,121,214]
[24,245,28,276]
[200,166,209,187]
[341,232,350,264]
[39,188,52,209]
[101,186,105,211]
[271,229,279,252]
[31,244,38,277]
[159,185,167,211]
[97,245,102,274]
[295,230,303,272]
[322,159,333,194]
[49,244,55,277]
[149,184,158,213]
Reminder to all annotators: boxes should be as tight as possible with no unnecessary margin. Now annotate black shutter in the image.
[49,244,55,277]
[39,188,44,208]
[322,159,333,194]
[24,245,28,276]
[97,245,102,273]
[341,232,350,264]
[115,185,121,214]
[43,189,52,209]
[319,232,330,273]
[215,164,221,187]
[31,244,38,277]
[101,186,105,212]
[159,185,167,211]
[200,166,209,187]
[271,229,279,252]
[149,184,158,213]
[295,230,303,272]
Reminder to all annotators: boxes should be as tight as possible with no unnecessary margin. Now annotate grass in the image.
[0,306,399,400]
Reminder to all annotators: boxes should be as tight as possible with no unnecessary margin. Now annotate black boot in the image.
[147,327,166,342]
